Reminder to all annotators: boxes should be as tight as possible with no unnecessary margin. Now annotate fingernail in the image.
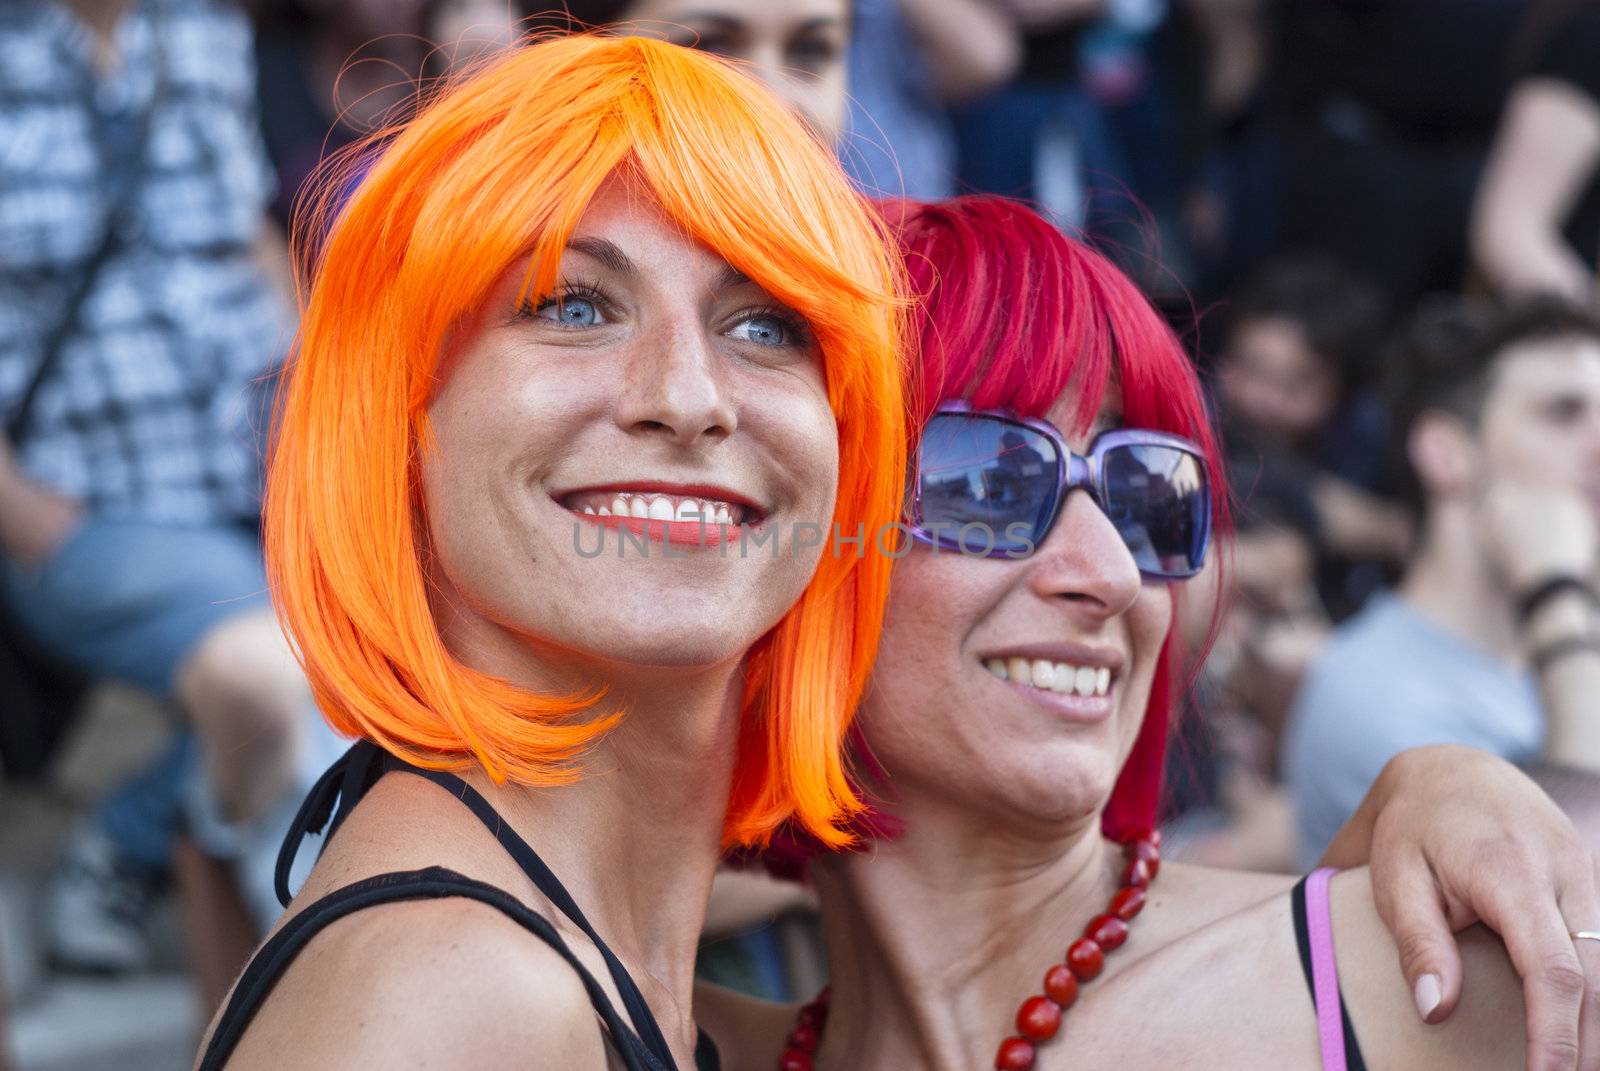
[1413,973,1442,1020]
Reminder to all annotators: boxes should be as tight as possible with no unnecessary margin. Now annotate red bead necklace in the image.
[777,830,1161,1071]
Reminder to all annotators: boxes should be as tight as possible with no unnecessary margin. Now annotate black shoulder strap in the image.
[1290,875,1370,1071]
[197,866,669,1071]
[274,742,680,1070]
[7,11,168,445]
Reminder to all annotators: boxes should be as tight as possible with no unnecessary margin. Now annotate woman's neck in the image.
[810,802,1118,1071]
[461,666,745,1045]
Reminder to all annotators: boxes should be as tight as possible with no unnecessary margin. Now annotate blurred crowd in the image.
[2,0,1599,1062]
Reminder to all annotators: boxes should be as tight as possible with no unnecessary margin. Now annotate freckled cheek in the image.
[756,396,839,517]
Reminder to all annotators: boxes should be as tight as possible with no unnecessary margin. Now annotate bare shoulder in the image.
[693,980,794,1071]
[1327,868,1525,1071]
[214,893,610,1070]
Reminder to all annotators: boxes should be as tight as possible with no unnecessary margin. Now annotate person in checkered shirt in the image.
[0,0,343,969]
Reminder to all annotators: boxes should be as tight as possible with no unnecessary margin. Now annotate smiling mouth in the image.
[982,657,1114,698]
[559,489,762,527]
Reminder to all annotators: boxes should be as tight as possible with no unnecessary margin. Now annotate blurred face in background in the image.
[1477,334,1600,517]
[1218,315,1340,446]
[621,0,851,144]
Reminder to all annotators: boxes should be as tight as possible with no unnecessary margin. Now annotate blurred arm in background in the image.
[895,0,1021,103]
[1471,77,1600,305]
[0,436,83,570]
[1481,482,1600,773]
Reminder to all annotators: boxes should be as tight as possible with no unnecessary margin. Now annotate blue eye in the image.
[535,295,605,327]
[729,314,794,347]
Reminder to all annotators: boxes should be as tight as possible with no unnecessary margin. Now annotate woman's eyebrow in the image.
[565,236,635,275]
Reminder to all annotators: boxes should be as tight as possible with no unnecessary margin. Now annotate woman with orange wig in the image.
[195,32,905,1069]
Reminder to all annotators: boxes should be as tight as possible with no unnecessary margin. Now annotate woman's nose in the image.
[1026,490,1142,619]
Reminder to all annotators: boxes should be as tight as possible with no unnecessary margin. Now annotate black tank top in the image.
[197,742,721,1071]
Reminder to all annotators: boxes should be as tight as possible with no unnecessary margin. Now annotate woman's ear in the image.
[1407,410,1478,500]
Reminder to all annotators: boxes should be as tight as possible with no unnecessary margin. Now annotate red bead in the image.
[1066,938,1104,981]
[1129,827,1161,849]
[786,1023,819,1053]
[778,1050,813,1071]
[1043,963,1079,1008]
[1085,912,1129,950]
[1110,884,1146,920]
[996,1037,1037,1070]
[1126,838,1160,867]
[1015,996,1062,1042]
[1123,857,1154,888]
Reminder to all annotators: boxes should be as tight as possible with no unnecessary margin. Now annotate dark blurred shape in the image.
[1272,0,1527,303]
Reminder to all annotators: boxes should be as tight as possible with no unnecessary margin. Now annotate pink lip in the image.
[995,675,1117,724]
[574,513,743,548]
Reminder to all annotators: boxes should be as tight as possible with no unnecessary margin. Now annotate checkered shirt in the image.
[0,0,290,524]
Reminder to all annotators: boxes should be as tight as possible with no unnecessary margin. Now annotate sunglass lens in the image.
[1101,444,1210,576]
[916,414,1061,555]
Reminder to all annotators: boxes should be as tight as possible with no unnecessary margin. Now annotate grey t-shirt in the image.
[1283,593,1543,869]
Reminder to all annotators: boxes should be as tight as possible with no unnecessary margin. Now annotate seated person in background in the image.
[1285,295,1600,867]
[0,0,341,967]
[1215,257,1411,620]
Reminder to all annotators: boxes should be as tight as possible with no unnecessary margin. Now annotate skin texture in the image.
[622,0,850,144]
[201,180,840,1070]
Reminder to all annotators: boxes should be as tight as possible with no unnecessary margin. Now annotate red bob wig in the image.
[891,196,1227,839]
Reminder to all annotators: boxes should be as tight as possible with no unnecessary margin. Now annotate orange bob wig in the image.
[265,34,907,848]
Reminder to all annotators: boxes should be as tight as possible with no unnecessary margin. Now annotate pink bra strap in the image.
[1306,868,1349,1071]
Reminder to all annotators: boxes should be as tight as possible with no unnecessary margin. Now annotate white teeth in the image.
[986,657,1114,699]
[569,491,749,523]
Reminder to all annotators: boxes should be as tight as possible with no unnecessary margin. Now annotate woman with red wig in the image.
[694,197,1600,1071]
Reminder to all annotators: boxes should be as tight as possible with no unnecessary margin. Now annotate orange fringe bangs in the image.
[265,33,908,848]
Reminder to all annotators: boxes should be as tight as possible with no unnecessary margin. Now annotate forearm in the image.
[1525,592,1600,773]
[1472,212,1596,304]
[897,0,1020,103]
[0,435,83,565]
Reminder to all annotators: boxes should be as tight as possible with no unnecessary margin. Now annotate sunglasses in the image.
[907,402,1213,578]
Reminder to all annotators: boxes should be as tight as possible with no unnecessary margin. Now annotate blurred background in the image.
[2,0,1599,1067]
